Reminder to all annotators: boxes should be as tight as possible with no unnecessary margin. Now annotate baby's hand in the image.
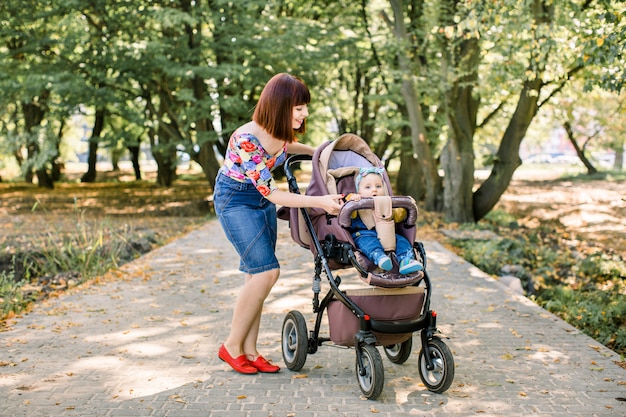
[345,193,361,202]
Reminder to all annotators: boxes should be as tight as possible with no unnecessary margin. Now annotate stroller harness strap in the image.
[358,196,396,251]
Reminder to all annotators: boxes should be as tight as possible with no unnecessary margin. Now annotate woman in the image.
[213,73,344,374]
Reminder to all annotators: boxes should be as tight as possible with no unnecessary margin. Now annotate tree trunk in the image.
[614,142,624,171]
[440,33,480,223]
[128,144,142,180]
[563,121,598,175]
[396,119,425,201]
[190,74,221,188]
[195,141,221,189]
[151,125,177,187]
[388,0,442,211]
[22,97,54,188]
[81,108,106,183]
[473,79,542,221]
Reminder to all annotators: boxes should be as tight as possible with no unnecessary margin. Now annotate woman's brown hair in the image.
[253,73,311,143]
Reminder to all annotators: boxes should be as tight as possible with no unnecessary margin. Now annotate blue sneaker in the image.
[399,258,423,275]
[377,255,393,271]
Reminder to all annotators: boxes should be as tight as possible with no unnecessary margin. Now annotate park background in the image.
[0,1,624,357]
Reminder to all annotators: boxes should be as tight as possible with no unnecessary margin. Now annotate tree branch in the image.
[537,64,585,109]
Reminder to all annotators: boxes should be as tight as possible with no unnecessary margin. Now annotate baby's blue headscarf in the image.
[354,167,385,192]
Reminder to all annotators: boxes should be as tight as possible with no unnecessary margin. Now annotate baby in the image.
[346,167,423,275]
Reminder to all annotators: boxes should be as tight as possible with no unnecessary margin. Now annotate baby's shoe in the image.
[377,255,393,271]
[399,258,423,275]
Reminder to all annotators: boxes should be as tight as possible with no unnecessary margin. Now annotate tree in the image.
[364,0,625,222]
[0,0,71,188]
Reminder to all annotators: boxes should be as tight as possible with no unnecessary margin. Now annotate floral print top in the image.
[219,132,287,196]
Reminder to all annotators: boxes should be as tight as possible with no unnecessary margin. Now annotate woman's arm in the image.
[286,141,315,156]
[265,189,343,215]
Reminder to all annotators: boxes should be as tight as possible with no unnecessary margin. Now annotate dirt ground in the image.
[495,177,626,256]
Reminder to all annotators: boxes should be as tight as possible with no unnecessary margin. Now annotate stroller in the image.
[278,133,454,400]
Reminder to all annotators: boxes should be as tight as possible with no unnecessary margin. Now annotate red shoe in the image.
[249,355,280,373]
[218,345,257,374]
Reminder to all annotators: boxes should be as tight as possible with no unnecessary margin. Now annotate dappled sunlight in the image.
[189,247,219,255]
[83,326,170,343]
[424,248,454,265]
[468,265,495,281]
[67,356,205,399]
[476,321,504,329]
[527,347,568,364]
[123,342,172,357]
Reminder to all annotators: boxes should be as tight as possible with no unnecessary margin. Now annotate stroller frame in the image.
[280,151,454,400]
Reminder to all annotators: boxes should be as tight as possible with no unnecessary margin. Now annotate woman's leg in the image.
[223,268,280,358]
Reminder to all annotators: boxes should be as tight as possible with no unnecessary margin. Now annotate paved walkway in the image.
[1,220,624,417]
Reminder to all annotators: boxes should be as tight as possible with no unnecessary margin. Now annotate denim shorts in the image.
[214,173,280,274]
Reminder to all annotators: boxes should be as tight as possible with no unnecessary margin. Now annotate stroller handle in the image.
[284,154,312,194]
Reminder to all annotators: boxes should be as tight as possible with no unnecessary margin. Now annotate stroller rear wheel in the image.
[281,310,308,371]
[355,344,384,400]
[418,337,455,393]
[384,336,413,364]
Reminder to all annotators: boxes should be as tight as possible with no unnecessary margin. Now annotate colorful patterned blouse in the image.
[219,132,287,196]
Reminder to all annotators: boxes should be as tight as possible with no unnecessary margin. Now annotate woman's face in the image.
[292,104,309,129]
[358,174,385,197]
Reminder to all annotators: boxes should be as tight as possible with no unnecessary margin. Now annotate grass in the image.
[1,208,208,325]
[0,266,32,319]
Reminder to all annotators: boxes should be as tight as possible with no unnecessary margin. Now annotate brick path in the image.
[1,220,624,417]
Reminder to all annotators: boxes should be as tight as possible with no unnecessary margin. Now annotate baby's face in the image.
[358,173,385,197]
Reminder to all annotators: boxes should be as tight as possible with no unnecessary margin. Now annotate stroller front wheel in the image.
[281,310,308,371]
[418,337,455,393]
[355,344,384,400]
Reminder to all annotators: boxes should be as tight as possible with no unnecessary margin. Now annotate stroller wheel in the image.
[384,337,413,364]
[281,310,308,371]
[355,344,384,400]
[418,337,455,393]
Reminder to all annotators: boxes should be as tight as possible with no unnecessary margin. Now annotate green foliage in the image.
[540,286,626,355]
[0,266,30,318]
[453,236,522,276]
[578,252,626,285]
[483,209,518,228]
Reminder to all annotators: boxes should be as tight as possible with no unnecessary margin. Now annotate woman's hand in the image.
[319,194,344,216]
